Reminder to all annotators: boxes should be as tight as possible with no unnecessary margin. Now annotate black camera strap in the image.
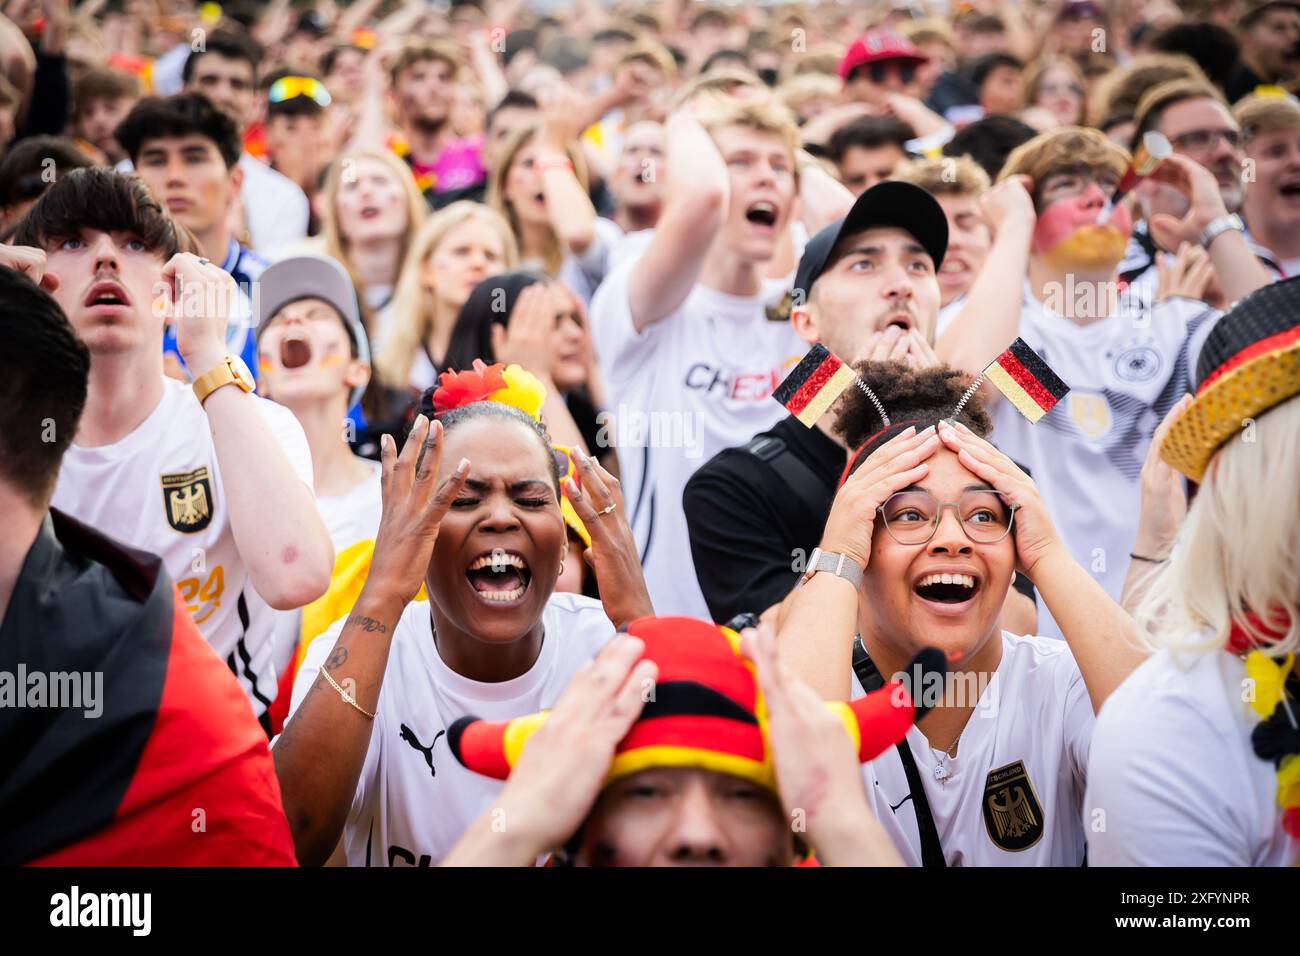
[851,639,947,868]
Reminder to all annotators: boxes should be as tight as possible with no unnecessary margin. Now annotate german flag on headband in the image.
[773,343,859,427]
[983,338,1070,423]
[448,617,944,793]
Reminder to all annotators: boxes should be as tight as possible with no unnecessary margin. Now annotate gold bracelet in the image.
[320,665,376,719]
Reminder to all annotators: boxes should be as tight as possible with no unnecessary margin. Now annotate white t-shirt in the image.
[239,153,310,259]
[555,216,624,305]
[287,592,615,866]
[1086,643,1299,866]
[589,257,806,617]
[855,632,1095,866]
[52,378,315,718]
[318,460,383,551]
[989,283,1218,638]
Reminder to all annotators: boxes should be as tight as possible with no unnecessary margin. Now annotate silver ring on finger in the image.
[196,257,211,265]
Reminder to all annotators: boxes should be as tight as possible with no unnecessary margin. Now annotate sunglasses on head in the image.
[269,76,332,108]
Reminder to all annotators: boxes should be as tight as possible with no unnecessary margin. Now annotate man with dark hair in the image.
[969,52,1025,118]
[0,265,297,866]
[182,30,309,257]
[828,115,917,194]
[353,38,487,206]
[1224,0,1300,101]
[6,168,333,731]
[1150,21,1241,88]
[69,68,140,167]
[261,72,332,204]
[942,112,1037,179]
[116,92,266,379]
[0,136,92,233]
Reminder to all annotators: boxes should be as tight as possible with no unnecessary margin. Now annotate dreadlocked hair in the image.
[836,361,992,482]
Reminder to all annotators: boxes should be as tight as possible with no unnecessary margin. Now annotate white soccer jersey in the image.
[854,632,1095,866]
[1086,642,1299,866]
[52,378,315,720]
[988,282,1218,638]
[590,257,806,618]
[288,592,615,866]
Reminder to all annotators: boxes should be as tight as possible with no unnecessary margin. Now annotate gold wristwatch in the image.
[192,354,255,405]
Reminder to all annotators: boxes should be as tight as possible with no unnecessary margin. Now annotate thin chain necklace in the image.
[931,734,961,785]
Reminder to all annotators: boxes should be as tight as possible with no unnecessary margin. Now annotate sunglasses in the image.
[867,62,917,85]
[268,76,332,108]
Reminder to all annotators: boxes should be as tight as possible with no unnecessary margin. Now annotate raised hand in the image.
[820,426,942,569]
[0,244,58,291]
[366,416,471,609]
[159,252,239,375]
[980,173,1037,238]
[1135,396,1192,559]
[1155,242,1215,304]
[937,420,1064,578]
[491,283,558,381]
[565,447,653,630]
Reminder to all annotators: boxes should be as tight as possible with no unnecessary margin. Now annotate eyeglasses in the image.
[867,62,917,85]
[1038,82,1084,97]
[268,75,332,108]
[1169,128,1240,153]
[877,490,1017,545]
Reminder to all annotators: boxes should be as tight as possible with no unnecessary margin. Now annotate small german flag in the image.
[773,343,858,427]
[983,338,1070,423]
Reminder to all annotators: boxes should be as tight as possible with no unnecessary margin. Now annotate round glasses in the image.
[877,490,1017,546]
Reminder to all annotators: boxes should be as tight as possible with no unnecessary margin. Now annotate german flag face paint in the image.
[772,343,859,427]
[983,338,1070,423]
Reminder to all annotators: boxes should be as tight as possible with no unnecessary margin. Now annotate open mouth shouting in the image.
[745,200,778,230]
[465,550,533,605]
[279,332,313,370]
[912,567,982,617]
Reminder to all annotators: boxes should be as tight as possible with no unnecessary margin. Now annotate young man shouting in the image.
[6,169,332,730]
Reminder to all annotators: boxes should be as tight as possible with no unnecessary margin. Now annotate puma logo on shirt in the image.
[399,724,445,777]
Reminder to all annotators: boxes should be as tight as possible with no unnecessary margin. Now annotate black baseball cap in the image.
[792,180,948,306]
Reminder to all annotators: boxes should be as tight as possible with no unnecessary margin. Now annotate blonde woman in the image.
[487,86,623,304]
[318,148,429,324]
[375,202,518,393]
[1087,281,1300,866]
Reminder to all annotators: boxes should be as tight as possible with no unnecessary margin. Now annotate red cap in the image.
[839,29,928,81]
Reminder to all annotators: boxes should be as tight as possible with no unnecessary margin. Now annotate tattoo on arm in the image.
[347,615,388,634]
[324,646,349,669]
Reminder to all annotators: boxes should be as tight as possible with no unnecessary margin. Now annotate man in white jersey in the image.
[937,126,1268,638]
[589,92,813,618]
[8,168,333,731]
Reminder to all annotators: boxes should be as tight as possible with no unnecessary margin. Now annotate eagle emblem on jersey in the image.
[1068,391,1112,439]
[982,760,1044,851]
[161,467,213,533]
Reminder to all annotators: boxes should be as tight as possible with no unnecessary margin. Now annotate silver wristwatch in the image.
[1197,213,1243,250]
[799,548,863,589]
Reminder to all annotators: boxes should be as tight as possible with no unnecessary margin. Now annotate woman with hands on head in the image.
[272,364,651,867]
[443,619,920,867]
[777,361,1148,866]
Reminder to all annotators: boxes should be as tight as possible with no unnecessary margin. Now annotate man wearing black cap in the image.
[684,182,1038,632]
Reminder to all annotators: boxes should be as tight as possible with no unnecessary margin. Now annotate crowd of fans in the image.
[1,0,1298,868]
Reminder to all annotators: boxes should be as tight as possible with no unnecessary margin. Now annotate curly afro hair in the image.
[835,361,992,483]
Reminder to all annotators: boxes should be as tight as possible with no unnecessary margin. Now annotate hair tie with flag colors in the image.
[447,616,945,794]
[774,343,891,428]
[965,337,1070,424]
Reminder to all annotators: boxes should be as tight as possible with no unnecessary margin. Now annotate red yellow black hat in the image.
[1161,276,1300,481]
[447,616,943,792]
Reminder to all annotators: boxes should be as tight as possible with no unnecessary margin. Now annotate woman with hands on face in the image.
[444,270,611,469]
[273,364,652,867]
[443,618,920,867]
[778,361,1148,866]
